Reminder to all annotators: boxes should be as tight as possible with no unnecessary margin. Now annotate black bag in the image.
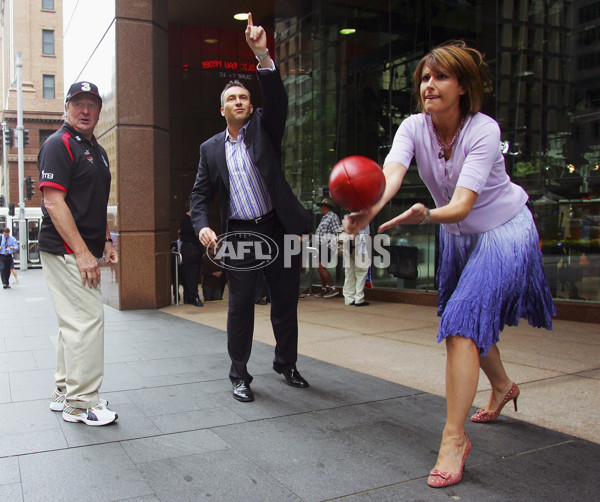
[389,245,418,280]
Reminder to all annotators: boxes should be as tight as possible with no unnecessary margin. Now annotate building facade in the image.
[0,0,64,265]
[56,0,597,321]
[1,0,64,207]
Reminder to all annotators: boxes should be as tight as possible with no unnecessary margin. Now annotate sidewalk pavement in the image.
[1,268,598,501]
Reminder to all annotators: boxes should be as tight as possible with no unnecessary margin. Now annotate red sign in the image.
[201,60,256,72]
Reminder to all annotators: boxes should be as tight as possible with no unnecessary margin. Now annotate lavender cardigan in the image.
[384,112,528,235]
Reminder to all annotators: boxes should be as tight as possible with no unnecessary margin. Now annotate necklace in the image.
[430,115,465,159]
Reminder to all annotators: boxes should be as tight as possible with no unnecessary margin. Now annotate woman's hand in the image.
[378,203,428,233]
[377,188,478,233]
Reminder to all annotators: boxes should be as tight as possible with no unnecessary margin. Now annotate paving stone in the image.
[0,484,23,501]
[120,429,230,463]
[0,456,20,485]
[1,269,598,501]
[19,443,153,501]
[58,402,162,447]
[137,449,302,502]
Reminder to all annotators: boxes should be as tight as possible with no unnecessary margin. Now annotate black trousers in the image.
[254,270,269,302]
[180,242,202,303]
[0,254,11,286]
[225,215,301,382]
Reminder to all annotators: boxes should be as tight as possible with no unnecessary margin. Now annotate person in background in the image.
[315,198,340,298]
[345,41,555,488]
[255,269,269,305]
[38,81,119,426]
[190,13,311,403]
[342,223,370,306]
[0,227,18,289]
[10,254,18,284]
[180,205,203,307]
[201,246,224,301]
[171,230,183,303]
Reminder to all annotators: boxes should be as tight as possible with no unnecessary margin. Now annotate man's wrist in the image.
[255,48,269,62]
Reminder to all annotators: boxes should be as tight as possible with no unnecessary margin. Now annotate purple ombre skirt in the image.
[437,206,555,355]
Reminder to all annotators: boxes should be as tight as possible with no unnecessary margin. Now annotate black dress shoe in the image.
[274,366,309,388]
[355,301,370,307]
[232,379,254,402]
[191,298,203,307]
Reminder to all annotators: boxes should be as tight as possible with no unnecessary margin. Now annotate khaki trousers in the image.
[41,251,104,409]
[343,254,369,306]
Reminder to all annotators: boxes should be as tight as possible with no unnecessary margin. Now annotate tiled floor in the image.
[166,288,600,444]
[0,268,598,501]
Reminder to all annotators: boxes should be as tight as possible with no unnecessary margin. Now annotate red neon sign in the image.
[201,60,256,72]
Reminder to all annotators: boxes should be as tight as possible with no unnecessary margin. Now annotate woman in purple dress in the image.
[345,41,555,488]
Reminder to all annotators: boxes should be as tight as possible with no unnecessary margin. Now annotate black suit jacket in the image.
[190,66,310,237]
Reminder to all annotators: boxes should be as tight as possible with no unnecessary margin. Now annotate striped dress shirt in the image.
[225,125,273,220]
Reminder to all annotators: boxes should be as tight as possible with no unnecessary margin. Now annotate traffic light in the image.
[25,176,35,200]
[4,128,13,147]
[8,203,15,216]
[23,129,29,146]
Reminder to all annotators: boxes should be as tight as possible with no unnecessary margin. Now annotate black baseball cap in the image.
[65,81,102,104]
[317,197,335,209]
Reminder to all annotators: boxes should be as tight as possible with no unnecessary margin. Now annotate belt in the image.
[229,209,276,226]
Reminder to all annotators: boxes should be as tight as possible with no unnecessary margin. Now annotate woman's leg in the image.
[478,344,514,412]
[434,334,479,473]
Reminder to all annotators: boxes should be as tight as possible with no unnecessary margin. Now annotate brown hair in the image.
[413,41,492,115]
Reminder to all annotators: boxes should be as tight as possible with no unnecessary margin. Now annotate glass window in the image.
[27,219,40,265]
[274,0,600,304]
[42,75,55,98]
[42,0,54,10]
[42,30,54,55]
[39,130,55,145]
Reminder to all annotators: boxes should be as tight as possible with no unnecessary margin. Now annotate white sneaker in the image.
[62,404,118,426]
[50,388,108,412]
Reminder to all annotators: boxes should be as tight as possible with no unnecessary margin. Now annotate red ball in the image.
[328,155,386,211]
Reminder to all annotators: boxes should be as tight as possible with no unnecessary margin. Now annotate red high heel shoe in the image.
[471,382,520,423]
[427,434,472,488]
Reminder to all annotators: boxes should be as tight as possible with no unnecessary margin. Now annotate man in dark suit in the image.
[190,13,311,402]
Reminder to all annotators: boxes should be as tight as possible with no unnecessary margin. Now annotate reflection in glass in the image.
[275,0,599,303]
